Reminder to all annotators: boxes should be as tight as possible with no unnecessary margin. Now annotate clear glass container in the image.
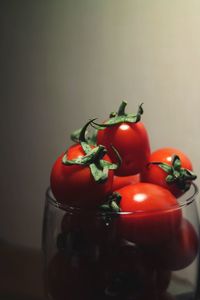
[42,184,199,300]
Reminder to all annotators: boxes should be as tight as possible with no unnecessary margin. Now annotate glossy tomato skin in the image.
[97,122,150,176]
[50,144,114,209]
[141,147,194,197]
[153,219,199,271]
[117,183,182,245]
[111,174,140,192]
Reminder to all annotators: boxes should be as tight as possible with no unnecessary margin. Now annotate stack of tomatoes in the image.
[47,101,198,300]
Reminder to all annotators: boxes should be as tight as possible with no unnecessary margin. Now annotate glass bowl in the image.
[42,183,199,300]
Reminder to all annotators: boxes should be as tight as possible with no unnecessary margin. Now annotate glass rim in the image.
[46,183,199,216]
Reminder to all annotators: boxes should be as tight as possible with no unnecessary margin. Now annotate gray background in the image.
[1,0,200,249]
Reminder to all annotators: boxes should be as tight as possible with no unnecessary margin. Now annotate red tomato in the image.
[50,144,114,209]
[100,242,153,298]
[46,252,103,300]
[111,174,140,192]
[61,210,118,246]
[141,147,195,197]
[102,242,171,299]
[97,122,150,176]
[154,219,199,271]
[117,183,182,245]
[46,252,87,300]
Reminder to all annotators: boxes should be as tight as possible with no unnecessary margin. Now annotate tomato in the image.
[101,241,171,299]
[46,252,87,300]
[141,147,196,197]
[153,219,199,271]
[46,252,104,300]
[111,174,140,192]
[60,210,118,246]
[117,183,182,245]
[97,121,150,176]
[50,143,114,209]
[101,242,155,299]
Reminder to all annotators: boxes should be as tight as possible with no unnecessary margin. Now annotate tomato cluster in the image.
[48,101,198,300]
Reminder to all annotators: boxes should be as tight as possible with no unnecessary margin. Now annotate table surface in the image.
[0,241,45,300]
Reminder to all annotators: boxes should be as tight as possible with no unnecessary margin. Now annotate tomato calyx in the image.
[99,192,121,225]
[63,143,117,183]
[148,154,197,192]
[62,119,118,183]
[99,192,122,213]
[92,101,144,128]
[70,118,98,145]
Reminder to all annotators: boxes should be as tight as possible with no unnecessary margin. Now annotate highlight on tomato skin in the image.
[50,144,114,209]
[149,218,199,271]
[116,182,182,245]
[141,147,196,197]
